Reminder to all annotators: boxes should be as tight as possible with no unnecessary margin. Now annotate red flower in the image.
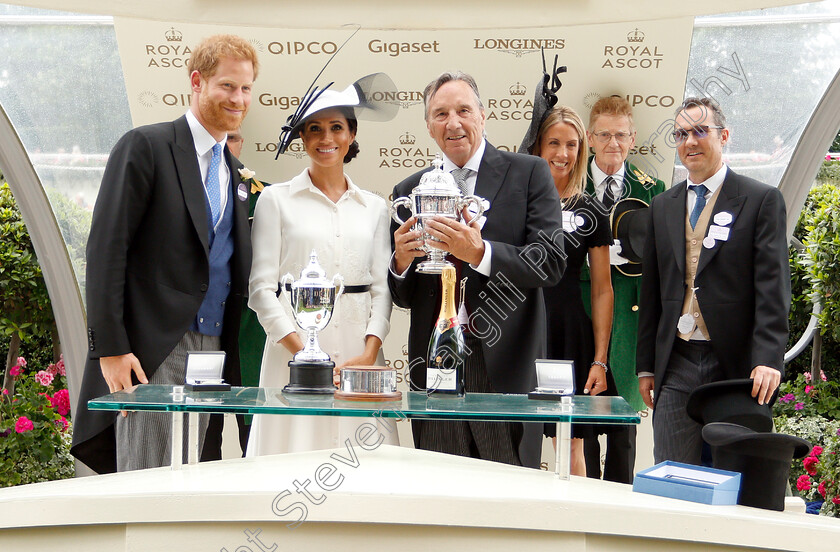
[805,385,814,394]
[9,365,22,377]
[812,445,824,457]
[797,474,812,491]
[818,481,827,498]
[804,456,819,475]
[48,389,71,416]
[833,497,840,505]
[14,416,34,433]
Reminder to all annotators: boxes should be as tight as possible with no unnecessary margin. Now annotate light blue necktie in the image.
[206,143,222,227]
[689,184,708,230]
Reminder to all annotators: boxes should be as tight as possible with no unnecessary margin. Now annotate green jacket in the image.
[581,157,665,411]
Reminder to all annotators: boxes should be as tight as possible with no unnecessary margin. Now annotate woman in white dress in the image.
[247,78,398,455]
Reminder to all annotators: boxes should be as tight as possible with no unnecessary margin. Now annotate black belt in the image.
[276,283,370,297]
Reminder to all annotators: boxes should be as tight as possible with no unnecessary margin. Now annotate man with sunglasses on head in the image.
[581,95,664,483]
[636,97,790,465]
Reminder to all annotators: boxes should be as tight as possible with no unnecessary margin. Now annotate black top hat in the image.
[519,51,567,155]
[610,197,649,277]
[703,422,811,511]
[686,378,776,433]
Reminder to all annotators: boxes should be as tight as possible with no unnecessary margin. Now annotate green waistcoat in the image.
[581,157,665,411]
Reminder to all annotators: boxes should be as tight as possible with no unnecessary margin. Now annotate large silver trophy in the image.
[390,154,486,274]
[280,250,345,394]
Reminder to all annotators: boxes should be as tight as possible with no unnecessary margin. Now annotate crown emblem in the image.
[399,132,416,145]
[165,27,183,42]
[627,28,645,43]
[509,82,527,96]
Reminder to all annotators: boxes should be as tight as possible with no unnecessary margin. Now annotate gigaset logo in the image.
[259,94,301,110]
[368,39,441,57]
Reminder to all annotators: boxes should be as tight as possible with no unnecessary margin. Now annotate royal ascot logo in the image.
[378,133,436,168]
[249,39,266,53]
[368,89,424,109]
[367,39,441,57]
[267,40,339,55]
[627,28,645,43]
[165,27,182,42]
[485,82,533,121]
[583,92,602,109]
[258,93,302,110]
[145,28,191,68]
[601,28,663,69]
[472,38,564,57]
[255,139,308,159]
[137,91,160,108]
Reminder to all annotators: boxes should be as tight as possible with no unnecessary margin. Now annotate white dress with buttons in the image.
[246,168,397,456]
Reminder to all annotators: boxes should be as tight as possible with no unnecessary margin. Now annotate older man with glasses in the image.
[636,97,790,465]
[580,95,665,484]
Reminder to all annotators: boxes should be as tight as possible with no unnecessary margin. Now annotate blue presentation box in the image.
[633,461,742,505]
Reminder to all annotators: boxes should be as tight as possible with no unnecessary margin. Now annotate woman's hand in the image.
[584,364,608,396]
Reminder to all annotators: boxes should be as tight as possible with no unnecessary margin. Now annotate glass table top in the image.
[88,385,640,424]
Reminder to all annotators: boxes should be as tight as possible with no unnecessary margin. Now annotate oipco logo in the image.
[378,132,436,168]
[484,82,533,122]
[267,41,339,55]
[601,28,664,69]
[144,27,191,68]
[472,37,565,57]
[137,91,160,108]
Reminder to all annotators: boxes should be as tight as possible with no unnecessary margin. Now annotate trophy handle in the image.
[280,273,294,311]
[390,197,412,225]
[333,274,345,302]
[459,195,485,225]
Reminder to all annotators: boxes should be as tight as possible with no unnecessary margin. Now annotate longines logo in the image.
[602,28,663,69]
[369,90,424,109]
[368,39,440,57]
[137,91,160,108]
[378,133,436,168]
[255,139,307,159]
[484,83,533,121]
[267,40,338,55]
[259,93,301,110]
[473,38,565,57]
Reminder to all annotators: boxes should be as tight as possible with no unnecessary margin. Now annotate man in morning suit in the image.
[390,71,566,468]
[71,35,258,473]
[580,95,665,483]
[636,97,790,465]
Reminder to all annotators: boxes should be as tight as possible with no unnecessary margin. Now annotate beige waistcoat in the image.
[677,184,724,341]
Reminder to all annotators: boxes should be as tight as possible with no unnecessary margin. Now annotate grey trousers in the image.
[115,331,219,471]
[653,339,724,465]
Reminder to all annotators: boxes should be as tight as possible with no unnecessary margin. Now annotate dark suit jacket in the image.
[389,143,565,466]
[71,115,252,473]
[636,168,790,408]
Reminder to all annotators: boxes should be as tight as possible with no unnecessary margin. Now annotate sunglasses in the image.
[672,125,724,144]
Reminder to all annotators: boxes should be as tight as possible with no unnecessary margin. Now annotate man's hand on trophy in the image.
[609,239,629,266]
[393,216,425,274]
[425,208,484,266]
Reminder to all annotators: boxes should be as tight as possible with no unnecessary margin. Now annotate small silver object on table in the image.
[390,154,485,274]
[335,366,401,401]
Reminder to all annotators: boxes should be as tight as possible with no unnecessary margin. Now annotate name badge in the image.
[713,211,733,226]
[237,182,249,202]
[562,211,584,232]
[708,225,730,241]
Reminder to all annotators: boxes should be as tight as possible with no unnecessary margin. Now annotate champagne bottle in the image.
[426,265,465,396]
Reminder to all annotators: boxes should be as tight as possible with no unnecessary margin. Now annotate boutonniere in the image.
[238,167,264,194]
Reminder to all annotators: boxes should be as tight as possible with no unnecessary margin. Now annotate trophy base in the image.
[415,260,454,274]
[283,359,335,395]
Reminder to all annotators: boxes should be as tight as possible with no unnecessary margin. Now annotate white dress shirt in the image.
[590,158,625,204]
